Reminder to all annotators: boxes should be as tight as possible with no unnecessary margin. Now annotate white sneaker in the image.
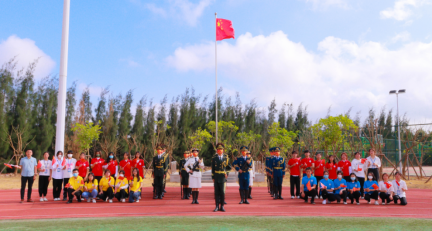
[315,196,318,199]
[322,200,327,205]
[297,196,300,199]
[40,198,44,202]
[109,199,113,203]
[382,202,386,205]
[54,198,58,201]
[361,197,364,199]
[121,199,125,203]
[356,202,360,205]
[136,199,139,203]
[44,197,48,201]
[87,198,91,203]
[343,202,347,205]
[291,196,294,199]
[92,199,96,203]
[375,201,379,205]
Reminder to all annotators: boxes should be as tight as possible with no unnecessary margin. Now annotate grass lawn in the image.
[1,216,431,231]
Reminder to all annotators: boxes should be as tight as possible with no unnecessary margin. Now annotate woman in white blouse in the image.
[378,173,394,205]
[366,149,381,181]
[38,152,52,202]
[351,152,366,199]
[51,151,64,201]
[392,172,408,205]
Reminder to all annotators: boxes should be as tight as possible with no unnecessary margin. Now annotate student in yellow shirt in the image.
[114,170,129,203]
[67,169,84,204]
[129,168,143,203]
[98,169,115,203]
[82,173,98,203]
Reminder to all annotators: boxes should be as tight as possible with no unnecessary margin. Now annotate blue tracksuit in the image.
[333,178,347,194]
[301,175,317,191]
[363,180,378,194]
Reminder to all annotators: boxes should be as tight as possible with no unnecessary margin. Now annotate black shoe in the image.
[278,187,283,199]
[63,198,67,201]
[273,193,278,200]
[224,201,227,204]
[244,190,250,204]
[164,189,167,193]
[248,187,253,199]
[195,191,199,204]
[191,191,196,204]
[214,204,219,212]
[239,190,244,204]
[311,202,315,204]
[219,205,225,212]
[67,201,72,204]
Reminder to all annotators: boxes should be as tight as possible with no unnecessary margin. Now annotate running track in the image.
[1,187,431,219]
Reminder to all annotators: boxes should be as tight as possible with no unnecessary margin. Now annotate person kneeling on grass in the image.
[392,172,408,206]
[129,168,143,203]
[300,167,317,204]
[115,170,129,203]
[67,169,84,204]
[333,171,348,204]
[379,173,394,205]
[363,172,379,205]
[82,173,98,203]
[99,169,115,203]
[347,173,361,205]
[319,170,336,205]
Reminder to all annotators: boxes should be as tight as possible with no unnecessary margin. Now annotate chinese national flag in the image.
[216,18,235,41]
[37,161,42,169]
[372,184,379,190]
[52,158,56,166]
[61,158,66,167]
[361,158,367,164]
[384,182,392,189]
[306,181,312,191]
[4,163,12,169]
[340,184,347,188]
[118,176,124,181]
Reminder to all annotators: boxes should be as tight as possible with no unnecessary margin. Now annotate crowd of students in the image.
[287,149,408,205]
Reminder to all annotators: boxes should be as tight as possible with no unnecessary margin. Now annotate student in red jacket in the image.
[300,150,314,177]
[337,152,352,182]
[314,153,325,198]
[287,151,301,199]
[105,152,118,178]
[325,155,338,180]
[75,152,89,178]
[91,150,106,192]
[119,152,132,179]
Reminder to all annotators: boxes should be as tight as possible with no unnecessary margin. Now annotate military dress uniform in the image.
[185,150,204,204]
[211,143,232,212]
[270,147,286,200]
[179,152,190,199]
[233,146,252,204]
[266,155,274,196]
[152,145,169,199]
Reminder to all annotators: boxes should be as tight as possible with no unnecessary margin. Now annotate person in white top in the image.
[247,151,255,199]
[351,152,366,199]
[366,149,381,181]
[378,173,394,205]
[38,152,52,202]
[392,172,408,205]
[51,151,64,201]
[62,150,77,201]
[185,148,205,204]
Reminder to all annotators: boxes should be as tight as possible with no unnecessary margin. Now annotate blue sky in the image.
[1,0,432,123]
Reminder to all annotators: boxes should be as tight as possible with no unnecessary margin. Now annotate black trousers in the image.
[364,191,379,202]
[333,190,348,203]
[357,177,365,197]
[321,190,337,202]
[67,188,82,202]
[290,176,300,196]
[94,176,102,193]
[53,179,63,198]
[315,176,323,195]
[393,195,407,205]
[214,182,225,205]
[348,191,361,203]
[99,187,114,200]
[38,175,50,197]
[20,176,34,200]
[379,192,393,203]
[115,189,129,201]
[301,189,317,203]
[368,168,379,181]
[63,178,70,199]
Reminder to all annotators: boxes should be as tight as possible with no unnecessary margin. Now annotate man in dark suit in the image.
[211,143,232,212]
[152,143,168,199]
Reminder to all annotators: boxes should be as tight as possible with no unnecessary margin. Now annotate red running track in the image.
[1,186,431,220]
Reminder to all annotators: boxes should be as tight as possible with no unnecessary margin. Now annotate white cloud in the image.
[380,0,430,21]
[390,31,411,43]
[78,83,104,97]
[302,0,350,10]
[167,31,432,122]
[0,35,56,79]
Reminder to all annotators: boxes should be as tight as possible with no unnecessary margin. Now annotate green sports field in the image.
[1,216,431,231]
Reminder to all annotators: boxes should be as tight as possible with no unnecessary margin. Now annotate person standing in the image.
[314,153,325,198]
[105,152,118,178]
[62,150,77,201]
[337,152,351,182]
[247,151,254,199]
[266,152,274,196]
[38,152,52,202]
[66,169,84,204]
[211,143,232,212]
[75,152,89,179]
[366,149,381,181]
[351,152,366,198]
[51,151,64,201]
[300,167,317,204]
[152,144,168,199]
[179,151,190,200]
[232,146,252,204]
[91,150,105,192]
[392,172,408,205]
[119,152,131,179]
[287,151,301,199]
[132,151,145,198]
[185,148,205,204]
[325,155,338,180]
[270,147,285,200]
[19,150,38,203]
[300,150,314,176]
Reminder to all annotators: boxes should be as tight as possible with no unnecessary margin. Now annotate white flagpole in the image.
[215,12,218,144]
[55,0,70,154]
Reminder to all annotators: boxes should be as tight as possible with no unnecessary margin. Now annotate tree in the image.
[65,81,77,137]
[71,122,102,159]
[233,131,262,158]
[206,120,239,159]
[6,126,35,174]
[0,59,15,155]
[267,122,296,158]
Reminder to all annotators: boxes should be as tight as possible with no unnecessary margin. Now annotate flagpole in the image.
[215,12,218,145]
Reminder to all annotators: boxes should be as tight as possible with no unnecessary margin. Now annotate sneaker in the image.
[368,202,371,204]
[291,196,294,199]
[375,201,379,205]
[40,198,44,202]
[109,199,113,203]
[315,196,318,199]
[343,202,347,205]
[382,202,386,205]
[311,202,315,204]
[322,200,327,205]
[92,199,96,203]
[44,197,48,201]
[356,202,360,205]
[87,198,91,203]
[136,199,139,203]
[297,196,300,199]
[121,199,125,203]
[361,197,364,199]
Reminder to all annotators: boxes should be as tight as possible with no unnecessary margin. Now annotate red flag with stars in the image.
[216,18,235,41]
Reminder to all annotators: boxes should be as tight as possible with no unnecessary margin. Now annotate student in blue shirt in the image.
[363,172,379,205]
[347,173,361,205]
[300,167,317,204]
[333,171,348,204]
[319,170,335,204]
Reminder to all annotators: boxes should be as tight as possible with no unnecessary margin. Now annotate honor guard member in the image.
[265,152,272,195]
[270,147,286,200]
[211,143,232,212]
[185,148,205,204]
[232,146,252,204]
[162,145,169,196]
[152,143,168,199]
[179,151,190,199]
[247,151,254,199]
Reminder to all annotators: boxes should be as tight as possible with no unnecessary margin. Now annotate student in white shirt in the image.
[38,152,52,202]
[51,151,64,201]
[392,172,408,205]
[351,152,366,199]
[366,149,381,181]
[62,150,77,201]
[378,173,394,205]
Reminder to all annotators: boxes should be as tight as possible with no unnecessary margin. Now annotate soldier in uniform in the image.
[162,145,169,196]
[232,146,252,204]
[185,148,204,204]
[270,147,286,200]
[266,151,274,197]
[211,143,232,212]
[247,151,254,199]
[152,143,169,199]
[179,151,190,199]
